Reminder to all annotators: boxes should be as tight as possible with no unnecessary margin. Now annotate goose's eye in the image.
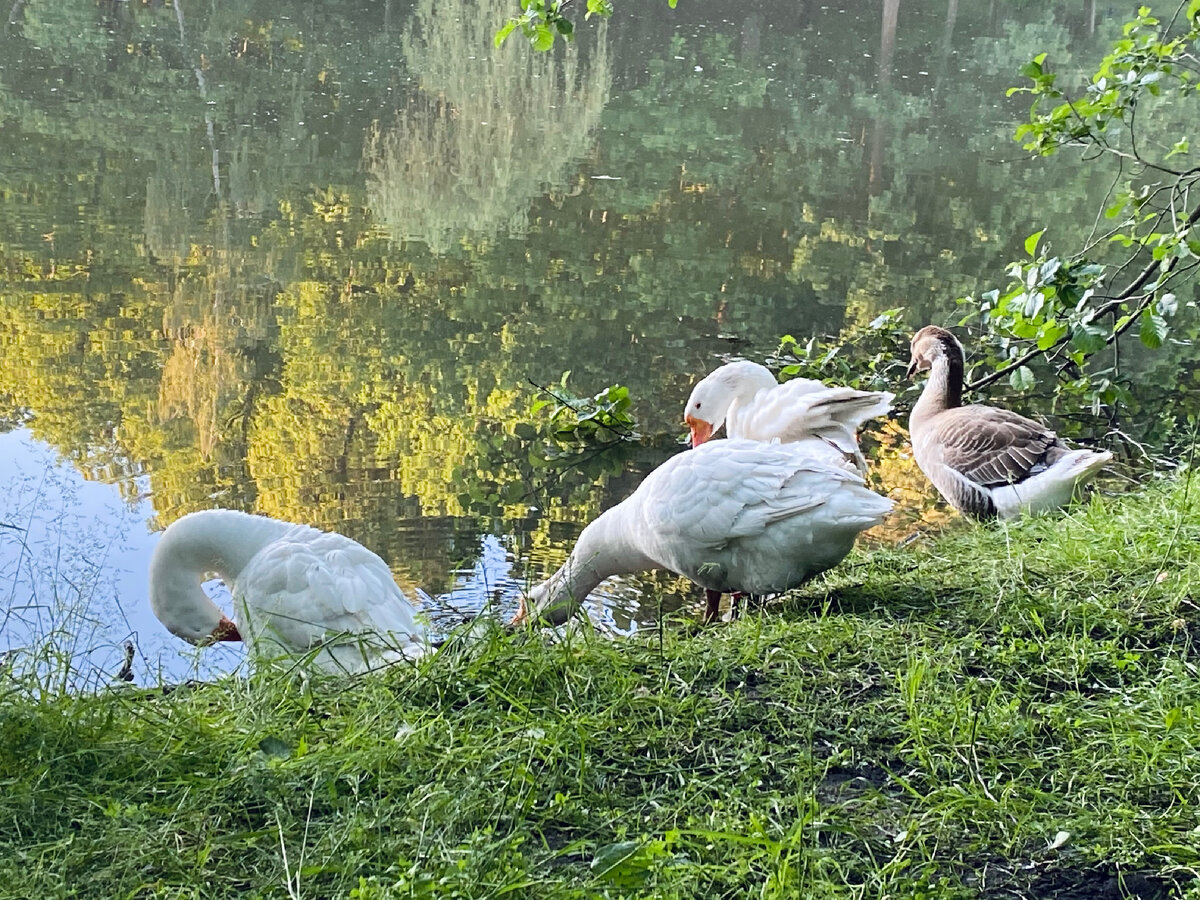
[695,402,702,409]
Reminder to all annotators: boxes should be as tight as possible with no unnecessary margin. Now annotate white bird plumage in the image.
[148,509,430,674]
[683,360,894,471]
[518,439,895,625]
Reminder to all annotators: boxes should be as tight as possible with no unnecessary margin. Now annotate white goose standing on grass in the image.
[149,509,431,675]
[906,325,1113,520]
[683,360,894,472]
[513,439,895,625]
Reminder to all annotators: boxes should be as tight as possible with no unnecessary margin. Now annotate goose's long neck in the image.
[912,353,964,426]
[533,501,655,625]
[149,510,292,642]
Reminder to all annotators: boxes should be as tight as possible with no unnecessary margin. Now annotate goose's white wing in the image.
[731,380,894,452]
[236,525,429,673]
[636,442,840,545]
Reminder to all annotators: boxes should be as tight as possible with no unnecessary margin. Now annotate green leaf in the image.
[1020,58,1045,80]
[532,22,556,51]
[1139,310,1169,348]
[591,840,642,877]
[1009,366,1036,392]
[258,736,293,759]
[1037,320,1069,350]
[590,839,662,888]
[1104,197,1128,219]
[1165,137,1189,159]
[494,20,517,48]
[1024,229,1046,256]
[1071,324,1107,354]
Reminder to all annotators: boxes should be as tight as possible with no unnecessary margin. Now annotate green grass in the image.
[3,481,1200,898]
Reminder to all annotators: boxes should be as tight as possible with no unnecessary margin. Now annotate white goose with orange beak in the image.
[515,439,894,625]
[683,360,893,472]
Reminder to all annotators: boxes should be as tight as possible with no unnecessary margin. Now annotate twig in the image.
[115,641,135,683]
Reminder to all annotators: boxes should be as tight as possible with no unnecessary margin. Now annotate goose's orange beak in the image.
[685,415,714,448]
[210,616,242,643]
[509,594,529,627]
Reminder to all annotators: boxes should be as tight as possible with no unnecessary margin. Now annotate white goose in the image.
[683,360,894,471]
[515,439,894,625]
[907,325,1113,520]
[149,509,431,674]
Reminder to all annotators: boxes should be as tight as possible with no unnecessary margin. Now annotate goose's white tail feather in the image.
[991,449,1113,519]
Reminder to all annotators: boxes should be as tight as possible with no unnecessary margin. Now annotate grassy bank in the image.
[2,481,1200,899]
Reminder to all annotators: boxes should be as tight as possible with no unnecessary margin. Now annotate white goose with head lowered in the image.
[149,509,431,674]
[514,438,894,625]
[906,325,1112,521]
[683,360,894,472]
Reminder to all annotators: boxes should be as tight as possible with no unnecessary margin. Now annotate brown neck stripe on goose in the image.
[914,326,965,409]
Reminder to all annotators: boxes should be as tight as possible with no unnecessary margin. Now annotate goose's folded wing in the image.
[924,459,999,520]
[934,407,1059,487]
[637,444,859,550]
[743,380,893,448]
[238,530,426,653]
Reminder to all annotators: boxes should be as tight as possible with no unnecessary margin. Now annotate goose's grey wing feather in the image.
[933,406,1060,487]
[923,458,998,520]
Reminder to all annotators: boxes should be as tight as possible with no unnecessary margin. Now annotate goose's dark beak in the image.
[210,616,242,643]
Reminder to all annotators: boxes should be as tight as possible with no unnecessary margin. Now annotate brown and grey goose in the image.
[906,326,1112,520]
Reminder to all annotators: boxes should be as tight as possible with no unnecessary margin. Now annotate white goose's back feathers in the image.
[629,440,893,592]
[727,376,894,452]
[686,361,893,471]
[236,524,429,674]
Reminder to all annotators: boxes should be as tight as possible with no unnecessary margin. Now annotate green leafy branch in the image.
[960,2,1200,418]
[519,373,640,461]
[495,0,676,51]
[775,309,913,401]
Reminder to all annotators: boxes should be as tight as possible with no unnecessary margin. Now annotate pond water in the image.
[0,1,1181,685]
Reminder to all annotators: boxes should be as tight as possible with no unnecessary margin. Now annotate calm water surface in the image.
[0,1,1160,684]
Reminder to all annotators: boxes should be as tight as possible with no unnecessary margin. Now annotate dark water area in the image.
[0,0,1189,684]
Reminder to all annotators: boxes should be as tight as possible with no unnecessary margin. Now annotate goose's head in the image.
[153,600,242,646]
[512,576,575,628]
[148,575,242,645]
[906,326,965,379]
[684,360,777,447]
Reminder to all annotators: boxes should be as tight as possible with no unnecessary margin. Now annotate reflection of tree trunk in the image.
[740,12,763,59]
[868,0,900,200]
[878,0,899,86]
[7,0,27,28]
[1085,0,1096,36]
[942,0,957,59]
[173,0,221,197]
